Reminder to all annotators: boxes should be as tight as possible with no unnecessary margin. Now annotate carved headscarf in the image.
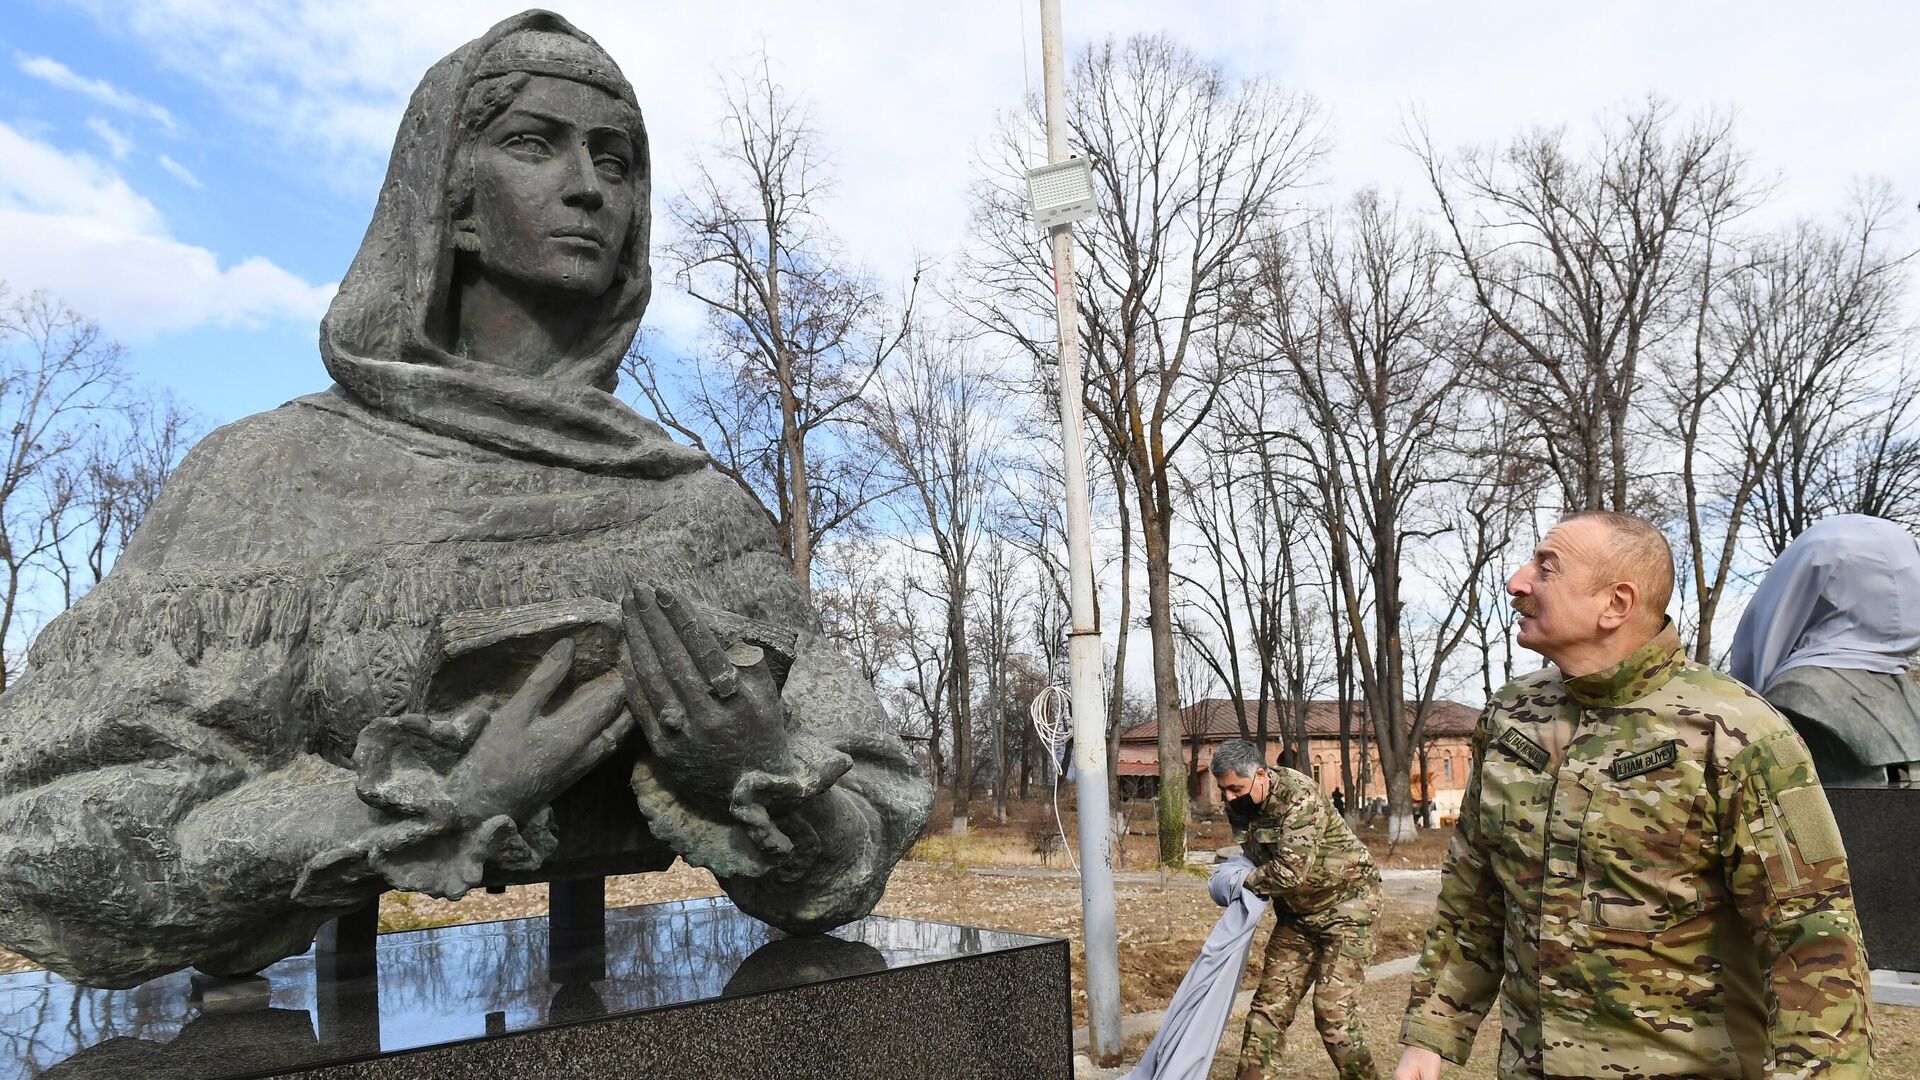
[318,9,705,477]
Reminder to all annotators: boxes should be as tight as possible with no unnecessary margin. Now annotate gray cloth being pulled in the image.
[1729,514,1920,693]
[1121,857,1270,1080]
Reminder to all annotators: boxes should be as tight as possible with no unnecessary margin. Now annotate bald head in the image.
[1508,510,1676,674]
[1559,511,1674,629]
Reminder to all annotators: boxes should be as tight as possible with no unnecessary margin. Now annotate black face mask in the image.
[1228,794,1256,816]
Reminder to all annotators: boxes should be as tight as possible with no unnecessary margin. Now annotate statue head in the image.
[321,11,652,395]
[449,26,645,304]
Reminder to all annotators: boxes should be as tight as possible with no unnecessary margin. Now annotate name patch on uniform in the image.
[1494,727,1550,772]
[1609,740,1679,781]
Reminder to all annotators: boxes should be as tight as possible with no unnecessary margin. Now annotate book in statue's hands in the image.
[428,595,798,713]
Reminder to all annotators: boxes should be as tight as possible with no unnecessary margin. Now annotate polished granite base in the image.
[1828,786,1920,971]
[0,898,1072,1079]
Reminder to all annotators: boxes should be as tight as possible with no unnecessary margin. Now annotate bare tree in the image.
[967,33,1324,866]
[1660,188,1910,655]
[82,392,196,593]
[0,291,130,688]
[631,52,915,591]
[1253,192,1511,840]
[1173,632,1217,798]
[1836,369,1920,531]
[866,332,1008,835]
[996,438,1131,804]
[1738,189,1916,556]
[977,534,1020,822]
[894,567,950,786]
[1415,99,1752,513]
[813,536,906,684]
[1003,650,1052,797]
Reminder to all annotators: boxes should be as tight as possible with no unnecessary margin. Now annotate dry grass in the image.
[921,791,1454,872]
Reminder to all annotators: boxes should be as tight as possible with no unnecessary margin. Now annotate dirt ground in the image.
[1176,972,1504,1080]
[927,792,1456,871]
[4,796,1915,1076]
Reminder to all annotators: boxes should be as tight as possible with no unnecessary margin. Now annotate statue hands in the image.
[342,635,633,898]
[620,583,849,866]
[440,638,634,826]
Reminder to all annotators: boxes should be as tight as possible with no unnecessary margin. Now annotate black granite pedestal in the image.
[1827,786,1920,972]
[0,898,1072,1079]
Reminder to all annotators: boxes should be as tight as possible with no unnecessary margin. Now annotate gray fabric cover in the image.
[1728,514,1920,693]
[1728,514,1920,782]
[1120,857,1270,1080]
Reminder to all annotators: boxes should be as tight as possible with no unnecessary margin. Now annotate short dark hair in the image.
[1210,738,1266,780]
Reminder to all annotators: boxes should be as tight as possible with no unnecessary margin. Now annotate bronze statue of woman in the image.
[0,10,929,989]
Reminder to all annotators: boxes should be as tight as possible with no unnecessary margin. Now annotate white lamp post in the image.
[1033,0,1122,1066]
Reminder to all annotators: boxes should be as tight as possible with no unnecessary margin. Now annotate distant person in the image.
[1394,511,1870,1080]
[1212,739,1382,1080]
[1729,513,1920,787]
[1332,787,1346,816]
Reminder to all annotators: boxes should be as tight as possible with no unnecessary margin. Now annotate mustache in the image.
[1511,598,1539,618]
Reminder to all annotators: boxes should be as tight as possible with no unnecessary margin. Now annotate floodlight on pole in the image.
[1026,157,1097,229]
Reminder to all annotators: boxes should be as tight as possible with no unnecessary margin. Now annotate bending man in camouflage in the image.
[1394,511,1871,1080]
[1213,739,1383,1080]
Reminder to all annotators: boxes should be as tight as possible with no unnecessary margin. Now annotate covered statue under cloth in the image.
[0,10,931,989]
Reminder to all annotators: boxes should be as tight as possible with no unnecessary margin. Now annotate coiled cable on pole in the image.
[1028,684,1077,873]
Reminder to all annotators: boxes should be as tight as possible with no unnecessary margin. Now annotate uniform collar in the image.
[1563,622,1685,707]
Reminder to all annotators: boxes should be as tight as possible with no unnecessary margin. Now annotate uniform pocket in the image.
[1750,781,1847,900]
[1578,771,1708,932]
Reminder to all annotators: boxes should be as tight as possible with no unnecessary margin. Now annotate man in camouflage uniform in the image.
[1213,738,1383,1080]
[1394,511,1871,1080]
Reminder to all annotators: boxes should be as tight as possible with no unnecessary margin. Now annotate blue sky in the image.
[2,3,353,420]
[3,0,1917,432]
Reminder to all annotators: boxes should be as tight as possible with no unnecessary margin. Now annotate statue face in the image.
[465,74,638,298]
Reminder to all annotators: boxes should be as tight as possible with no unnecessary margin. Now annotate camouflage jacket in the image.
[1232,765,1378,916]
[1401,624,1872,1079]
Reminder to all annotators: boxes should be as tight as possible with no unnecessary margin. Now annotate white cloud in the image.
[155,153,202,189]
[16,54,178,134]
[0,121,335,336]
[59,1,1920,287]
[84,116,133,160]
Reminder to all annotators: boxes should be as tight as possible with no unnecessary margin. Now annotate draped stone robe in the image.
[0,388,926,987]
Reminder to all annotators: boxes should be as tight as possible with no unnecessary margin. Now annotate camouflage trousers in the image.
[1237,883,1383,1080]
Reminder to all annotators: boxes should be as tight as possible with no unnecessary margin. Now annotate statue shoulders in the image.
[116,394,363,569]
[1766,665,1920,766]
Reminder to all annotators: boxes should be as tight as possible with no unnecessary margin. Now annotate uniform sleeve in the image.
[1242,775,1326,899]
[1401,716,1504,1065]
[1722,729,1872,1079]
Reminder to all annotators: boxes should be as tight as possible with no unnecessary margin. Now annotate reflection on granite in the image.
[0,899,1060,1079]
